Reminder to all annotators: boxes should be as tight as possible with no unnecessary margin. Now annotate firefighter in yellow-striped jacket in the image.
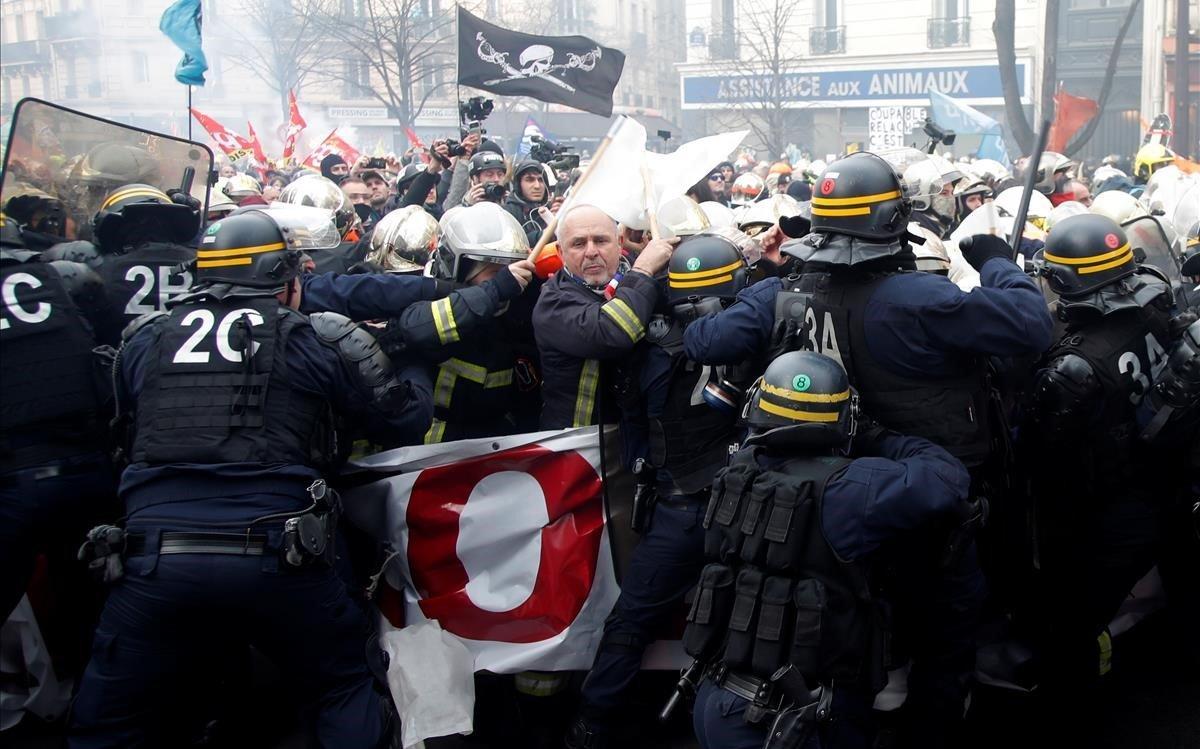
[388,202,538,443]
[533,204,679,430]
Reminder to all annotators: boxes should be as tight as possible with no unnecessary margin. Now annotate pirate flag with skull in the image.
[457,7,626,117]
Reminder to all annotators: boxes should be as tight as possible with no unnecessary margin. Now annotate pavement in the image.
[7,611,1199,748]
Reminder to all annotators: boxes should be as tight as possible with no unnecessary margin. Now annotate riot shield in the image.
[1,98,213,243]
[1123,215,1183,283]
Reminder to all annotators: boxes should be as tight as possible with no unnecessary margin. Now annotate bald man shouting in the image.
[533,205,677,428]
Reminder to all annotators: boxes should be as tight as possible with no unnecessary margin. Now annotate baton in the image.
[1008,120,1052,253]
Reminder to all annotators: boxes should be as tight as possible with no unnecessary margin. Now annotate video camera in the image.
[922,118,956,154]
[529,135,580,171]
[459,96,494,135]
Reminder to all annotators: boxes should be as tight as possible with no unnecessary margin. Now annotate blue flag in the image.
[159,0,207,86]
[928,89,1009,166]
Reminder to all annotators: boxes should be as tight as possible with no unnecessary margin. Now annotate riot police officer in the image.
[387,202,539,442]
[683,151,1053,745]
[686,351,975,749]
[69,208,433,748]
[1019,214,1182,719]
[565,228,754,748]
[1,219,116,662]
[55,183,202,339]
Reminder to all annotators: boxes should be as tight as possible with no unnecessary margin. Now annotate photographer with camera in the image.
[392,138,463,221]
[463,150,510,207]
[504,160,560,245]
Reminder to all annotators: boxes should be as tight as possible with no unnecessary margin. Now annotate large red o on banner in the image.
[405,444,605,643]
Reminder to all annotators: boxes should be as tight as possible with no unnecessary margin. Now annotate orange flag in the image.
[1047,87,1099,153]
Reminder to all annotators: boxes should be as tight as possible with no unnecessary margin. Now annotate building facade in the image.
[678,0,1046,159]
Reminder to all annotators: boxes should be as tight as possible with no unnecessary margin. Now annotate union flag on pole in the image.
[300,129,361,172]
[282,90,307,162]
[189,107,252,160]
[246,121,269,167]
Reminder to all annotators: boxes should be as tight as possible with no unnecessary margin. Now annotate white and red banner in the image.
[246,120,269,171]
[344,427,626,672]
[189,107,253,161]
[301,129,362,173]
[282,89,307,162]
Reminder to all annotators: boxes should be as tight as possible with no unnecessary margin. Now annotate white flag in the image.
[564,117,748,230]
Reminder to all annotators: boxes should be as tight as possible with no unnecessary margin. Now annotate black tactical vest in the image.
[130,298,332,468]
[1044,306,1172,495]
[776,272,991,467]
[684,448,887,691]
[644,314,739,495]
[98,242,195,327]
[0,258,101,470]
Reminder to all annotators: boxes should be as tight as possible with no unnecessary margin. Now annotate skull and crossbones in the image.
[476,33,601,92]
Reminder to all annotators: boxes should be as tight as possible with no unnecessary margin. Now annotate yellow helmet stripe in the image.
[811,189,901,207]
[101,187,171,209]
[1043,243,1131,266]
[668,258,745,281]
[196,257,254,268]
[196,241,287,259]
[757,398,840,422]
[811,206,871,217]
[762,382,850,403]
[1076,250,1135,275]
[670,273,734,289]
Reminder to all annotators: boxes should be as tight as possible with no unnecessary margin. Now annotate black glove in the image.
[779,214,811,239]
[166,189,201,211]
[958,234,1014,273]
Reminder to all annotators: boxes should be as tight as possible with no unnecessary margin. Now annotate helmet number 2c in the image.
[172,308,265,364]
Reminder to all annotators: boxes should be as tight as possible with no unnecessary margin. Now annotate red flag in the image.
[405,127,426,151]
[246,121,269,166]
[189,108,253,160]
[301,129,362,171]
[1047,87,1099,153]
[282,90,307,161]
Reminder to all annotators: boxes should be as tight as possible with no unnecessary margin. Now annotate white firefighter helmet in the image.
[368,205,440,273]
[729,173,767,207]
[435,202,529,281]
[738,194,804,236]
[699,201,737,228]
[1045,200,1090,231]
[995,186,1053,220]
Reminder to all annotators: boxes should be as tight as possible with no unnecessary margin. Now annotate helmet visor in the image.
[255,204,342,251]
[1123,216,1182,281]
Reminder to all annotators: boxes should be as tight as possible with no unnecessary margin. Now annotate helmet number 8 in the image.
[173,308,265,364]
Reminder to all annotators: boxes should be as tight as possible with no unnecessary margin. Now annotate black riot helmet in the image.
[667,228,750,304]
[810,152,910,241]
[195,210,305,290]
[91,183,200,251]
[743,351,857,450]
[469,151,507,179]
[1041,213,1137,298]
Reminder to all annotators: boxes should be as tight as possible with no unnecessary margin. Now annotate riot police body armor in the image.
[1019,213,1179,701]
[777,152,990,467]
[686,352,975,749]
[1,250,106,472]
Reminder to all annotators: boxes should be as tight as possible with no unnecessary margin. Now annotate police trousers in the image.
[578,499,707,727]
[0,452,116,673]
[692,678,877,749]
[69,542,389,749]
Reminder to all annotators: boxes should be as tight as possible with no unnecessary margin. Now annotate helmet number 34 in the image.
[802,306,845,369]
[173,308,265,364]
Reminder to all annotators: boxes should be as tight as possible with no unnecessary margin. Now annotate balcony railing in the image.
[928,17,970,48]
[1,41,50,66]
[810,26,845,55]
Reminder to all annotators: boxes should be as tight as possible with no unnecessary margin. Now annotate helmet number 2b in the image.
[125,265,193,316]
[173,308,265,364]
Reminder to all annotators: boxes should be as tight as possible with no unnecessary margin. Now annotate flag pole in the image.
[529,116,626,262]
[187,85,193,140]
[455,4,462,139]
